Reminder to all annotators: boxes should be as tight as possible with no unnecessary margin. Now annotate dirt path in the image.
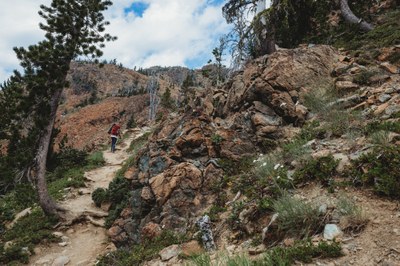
[30,128,147,266]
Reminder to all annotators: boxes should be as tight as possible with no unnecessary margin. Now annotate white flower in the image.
[262,162,267,166]
[276,176,280,179]
[274,163,281,170]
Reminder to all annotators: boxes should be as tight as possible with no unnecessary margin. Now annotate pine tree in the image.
[5,0,115,217]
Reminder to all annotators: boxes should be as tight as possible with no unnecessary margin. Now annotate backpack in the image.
[108,124,115,134]
[111,124,120,135]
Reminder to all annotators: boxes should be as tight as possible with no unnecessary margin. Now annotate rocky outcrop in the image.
[108,45,341,246]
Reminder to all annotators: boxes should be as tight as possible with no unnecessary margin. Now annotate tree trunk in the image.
[34,87,66,217]
[340,0,374,31]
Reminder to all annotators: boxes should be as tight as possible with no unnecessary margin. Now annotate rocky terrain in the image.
[1,2,399,265]
[94,43,400,265]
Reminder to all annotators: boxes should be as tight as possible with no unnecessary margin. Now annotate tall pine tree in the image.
[5,0,115,217]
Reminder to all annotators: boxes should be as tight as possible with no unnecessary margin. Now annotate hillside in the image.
[0,1,400,266]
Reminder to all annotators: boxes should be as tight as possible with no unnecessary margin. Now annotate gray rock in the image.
[333,153,350,172]
[319,204,328,214]
[58,242,68,247]
[196,215,215,251]
[159,244,181,261]
[378,94,392,103]
[385,105,400,116]
[323,224,343,240]
[52,232,64,238]
[52,256,70,266]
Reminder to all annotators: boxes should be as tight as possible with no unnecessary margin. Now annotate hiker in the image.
[108,123,121,153]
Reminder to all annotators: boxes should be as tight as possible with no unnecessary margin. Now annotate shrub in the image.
[260,240,342,265]
[337,195,368,233]
[369,130,391,147]
[92,188,109,207]
[104,176,131,228]
[126,115,136,128]
[87,151,105,167]
[0,208,58,264]
[211,134,223,145]
[293,155,339,187]
[281,138,311,163]
[205,204,226,222]
[0,184,37,220]
[364,120,400,135]
[350,145,400,198]
[353,69,376,85]
[272,195,322,238]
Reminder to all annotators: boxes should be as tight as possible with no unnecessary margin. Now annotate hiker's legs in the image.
[111,137,117,152]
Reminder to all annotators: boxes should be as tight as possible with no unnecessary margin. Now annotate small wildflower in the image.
[276,176,280,179]
[274,163,281,170]
[262,162,267,166]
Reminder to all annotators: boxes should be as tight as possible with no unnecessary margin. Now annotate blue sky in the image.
[0,0,234,83]
[124,2,149,17]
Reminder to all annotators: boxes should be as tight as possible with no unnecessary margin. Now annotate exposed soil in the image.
[30,128,146,266]
[297,186,400,266]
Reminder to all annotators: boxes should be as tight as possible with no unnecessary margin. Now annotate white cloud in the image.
[0,0,230,83]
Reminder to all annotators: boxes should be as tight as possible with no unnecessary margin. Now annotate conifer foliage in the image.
[0,0,115,217]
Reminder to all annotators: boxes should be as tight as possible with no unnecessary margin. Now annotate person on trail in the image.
[108,123,121,153]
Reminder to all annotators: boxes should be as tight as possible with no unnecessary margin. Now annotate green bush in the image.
[205,204,226,222]
[87,151,105,167]
[0,208,58,264]
[272,195,322,238]
[0,184,38,221]
[48,169,85,200]
[353,69,376,85]
[293,155,339,187]
[92,187,109,207]
[364,120,400,135]
[369,130,391,147]
[260,240,342,265]
[126,115,137,128]
[104,176,131,228]
[350,145,400,198]
[211,134,223,145]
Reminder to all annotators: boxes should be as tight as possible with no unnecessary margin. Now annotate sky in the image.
[0,0,233,84]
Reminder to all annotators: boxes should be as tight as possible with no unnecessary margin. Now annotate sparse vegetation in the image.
[272,195,322,238]
[0,208,59,264]
[187,240,342,266]
[293,155,339,187]
[97,230,187,265]
[352,69,376,85]
[211,134,223,145]
[337,195,368,233]
[350,145,400,198]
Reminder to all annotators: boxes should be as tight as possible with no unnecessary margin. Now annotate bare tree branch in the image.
[340,0,374,31]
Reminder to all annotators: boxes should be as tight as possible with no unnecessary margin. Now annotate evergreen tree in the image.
[2,0,115,217]
[160,85,175,109]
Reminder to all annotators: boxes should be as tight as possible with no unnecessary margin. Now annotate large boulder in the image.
[221,45,338,125]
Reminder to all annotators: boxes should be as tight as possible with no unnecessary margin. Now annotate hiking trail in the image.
[30,128,147,266]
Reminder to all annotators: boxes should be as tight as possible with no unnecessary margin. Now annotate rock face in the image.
[107,45,340,246]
